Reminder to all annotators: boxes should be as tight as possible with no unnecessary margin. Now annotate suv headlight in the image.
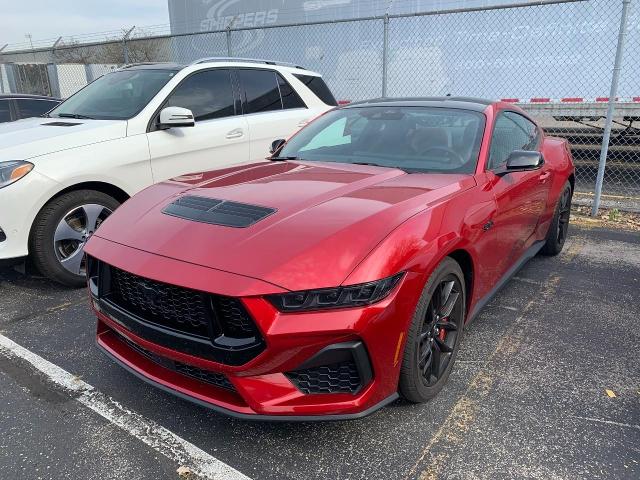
[266,272,405,312]
[0,161,34,188]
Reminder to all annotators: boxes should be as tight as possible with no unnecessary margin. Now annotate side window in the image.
[489,111,539,169]
[277,74,306,110]
[165,69,234,121]
[293,74,338,106]
[238,69,282,113]
[0,100,11,122]
[15,99,57,119]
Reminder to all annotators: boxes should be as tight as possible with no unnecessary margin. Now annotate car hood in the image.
[0,117,127,161]
[93,161,475,291]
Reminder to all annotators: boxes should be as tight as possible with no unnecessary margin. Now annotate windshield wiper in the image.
[56,113,95,119]
[352,161,410,173]
[271,156,303,161]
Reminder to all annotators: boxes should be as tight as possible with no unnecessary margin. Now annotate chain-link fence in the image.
[1,0,638,210]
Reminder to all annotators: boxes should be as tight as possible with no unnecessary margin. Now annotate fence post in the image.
[382,14,389,97]
[226,27,232,57]
[592,0,631,216]
[122,26,135,64]
[5,63,17,93]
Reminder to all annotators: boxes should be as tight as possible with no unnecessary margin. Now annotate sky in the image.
[0,0,170,49]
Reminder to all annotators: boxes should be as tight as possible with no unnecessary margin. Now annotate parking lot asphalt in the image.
[1,224,638,480]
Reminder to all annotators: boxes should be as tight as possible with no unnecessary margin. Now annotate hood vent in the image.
[162,195,276,228]
[42,121,81,127]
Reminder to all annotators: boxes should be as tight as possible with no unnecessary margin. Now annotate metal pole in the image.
[226,27,232,56]
[592,0,631,216]
[122,26,135,64]
[382,14,389,97]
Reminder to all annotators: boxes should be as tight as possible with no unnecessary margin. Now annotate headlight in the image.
[267,272,405,312]
[0,161,34,189]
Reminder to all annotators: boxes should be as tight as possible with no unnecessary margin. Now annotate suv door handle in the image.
[539,171,551,183]
[225,128,244,139]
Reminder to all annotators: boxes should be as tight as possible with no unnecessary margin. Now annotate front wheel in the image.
[29,190,120,287]
[399,257,466,403]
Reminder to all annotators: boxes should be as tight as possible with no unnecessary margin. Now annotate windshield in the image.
[279,106,486,174]
[49,69,177,120]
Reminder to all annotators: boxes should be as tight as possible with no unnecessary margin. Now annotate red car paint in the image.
[85,98,574,419]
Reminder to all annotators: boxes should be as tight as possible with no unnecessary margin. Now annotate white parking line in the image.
[0,334,252,480]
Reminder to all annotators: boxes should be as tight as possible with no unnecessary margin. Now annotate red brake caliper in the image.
[438,318,448,341]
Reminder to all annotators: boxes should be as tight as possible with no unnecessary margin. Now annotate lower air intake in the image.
[117,332,235,391]
[286,360,362,394]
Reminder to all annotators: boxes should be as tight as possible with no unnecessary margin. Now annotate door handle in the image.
[539,171,551,183]
[225,128,244,139]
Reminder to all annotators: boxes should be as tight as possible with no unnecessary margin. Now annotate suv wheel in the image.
[29,190,120,287]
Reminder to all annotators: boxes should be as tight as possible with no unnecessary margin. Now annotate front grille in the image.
[94,259,266,365]
[110,266,211,338]
[118,333,235,391]
[212,297,256,337]
[286,360,362,394]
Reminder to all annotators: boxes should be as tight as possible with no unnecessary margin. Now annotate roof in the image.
[345,97,494,112]
[0,93,62,101]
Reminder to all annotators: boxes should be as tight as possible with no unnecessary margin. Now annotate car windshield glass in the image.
[49,69,177,120]
[279,106,486,174]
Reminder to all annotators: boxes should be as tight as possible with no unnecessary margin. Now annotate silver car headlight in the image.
[0,161,34,189]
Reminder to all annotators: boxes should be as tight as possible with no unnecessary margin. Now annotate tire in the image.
[540,181,572,256]
[399,257,466,403]
[29,190,120,287]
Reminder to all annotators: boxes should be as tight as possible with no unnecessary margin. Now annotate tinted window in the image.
[280,106,485,174]
[239,69,282,113]
[489,111,539,169]
[15,99,59,119]
[293,74,337,106]
[277,74,305,109]
[51,69,176,120]
[0,100,11,122]
[166,69,235,121]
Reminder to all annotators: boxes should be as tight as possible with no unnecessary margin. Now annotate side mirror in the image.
[270,138,286,154]
[497,150,544,175]
[158,106,195,129]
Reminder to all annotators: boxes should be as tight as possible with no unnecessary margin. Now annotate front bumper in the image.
[0,170,60,260]
[86,236,423,419]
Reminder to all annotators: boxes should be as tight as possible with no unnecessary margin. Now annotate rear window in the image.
[293,74,337,106]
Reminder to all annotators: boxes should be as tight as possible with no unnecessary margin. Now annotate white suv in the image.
[0,58,336,285]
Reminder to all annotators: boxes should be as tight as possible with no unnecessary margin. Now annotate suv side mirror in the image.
[158,107,195,129]
[497,150,544,175]
[270,139,286,154]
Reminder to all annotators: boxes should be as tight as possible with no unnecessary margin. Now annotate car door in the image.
[486,110,552,276]
[146,68,250,183]
[15,98,60,119]
[236,68,311,160]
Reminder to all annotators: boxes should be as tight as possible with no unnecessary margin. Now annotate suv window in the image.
[0,100,11,122]
[16,99,59,119]
[165,69,235,121]
[238,69,282,114]
[489,111,539,169]
[277,74,306,109]
[293,74,338,106]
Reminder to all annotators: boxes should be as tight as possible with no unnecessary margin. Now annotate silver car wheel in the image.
[53,203,112,276]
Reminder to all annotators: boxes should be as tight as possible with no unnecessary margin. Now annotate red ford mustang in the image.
[85,97,574,420]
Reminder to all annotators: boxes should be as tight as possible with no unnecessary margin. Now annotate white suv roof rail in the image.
[190,57,307,70]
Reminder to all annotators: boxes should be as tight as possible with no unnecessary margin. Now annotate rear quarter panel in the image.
[537,135,575,237]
